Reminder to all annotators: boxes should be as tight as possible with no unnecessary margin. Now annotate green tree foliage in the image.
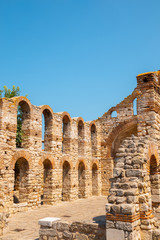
[3,85,20,98]
[0,85,28,148]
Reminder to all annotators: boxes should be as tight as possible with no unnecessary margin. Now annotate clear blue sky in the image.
[0,0,160,121]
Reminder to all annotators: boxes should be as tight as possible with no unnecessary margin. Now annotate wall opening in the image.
[91,124,97,158]
[16,101,30,148]
[111,123,137,158]
[41,159,52,205]
[78,120,85,156]
[62,161,71,201]
[149,155,159,210]
[78,162,86,198]
[42,109,53,151]
[133,98,137,115]
[62,116,70,154]
[92,163,98,196]
[111,111,117,118]
[13,158,29,204]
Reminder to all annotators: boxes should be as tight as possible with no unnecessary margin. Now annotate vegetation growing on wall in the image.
[0,85,28,147]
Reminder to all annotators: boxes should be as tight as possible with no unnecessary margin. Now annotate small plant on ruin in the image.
[0,85,28,148]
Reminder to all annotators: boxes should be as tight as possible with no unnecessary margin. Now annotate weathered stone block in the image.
[106,228,124,240]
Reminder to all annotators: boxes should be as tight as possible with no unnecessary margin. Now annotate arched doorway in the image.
[92,163,98,196]
[41,159,53,205]
[62,161,71,201]
[13,158,29,204]
[78,162,86,198]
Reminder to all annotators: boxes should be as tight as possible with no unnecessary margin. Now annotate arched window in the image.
[78,120,85,156]
[149,155,159,209]
[16,101,30,148]
[62,116,70,154]
[13,158,29,204]
[133,98,137,115]
[78,162,86,198]
[62,161,71,201]
[41,159,53,205]
[91,124,97,158]
[111,111,117,118]
[42,109,53,151]
[92,163,98,196]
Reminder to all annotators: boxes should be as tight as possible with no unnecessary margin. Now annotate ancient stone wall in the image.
[0,96,104,217]
[106,71,160,240]
[38,218,105,240]
[0,79,139,217]
[1,69,160,238]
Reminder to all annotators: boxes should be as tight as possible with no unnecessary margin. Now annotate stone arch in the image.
[42,159,53,205]
[104,118,137,158]
[38,154,55,169]
[60,156,73,170]
[78,161,86,198]
[111,110,117,118]
[145,144,160,212]
[14,97,32,148]
[12,96,33,113]
[77,118,85,156]
[11,150,33,170]
[38,155,55,205]
[61,112,71,154]
[13,157,29,204]
[61,112,72,122]
[146,143,159,174]
[92,162,98,196]
[107,107,119,118]
[76,159,88,171]
[40,105,54,152]
[90,122,97,158]
[62,160,71,201]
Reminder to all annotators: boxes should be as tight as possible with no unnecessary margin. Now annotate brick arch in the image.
[11,96,33,115]
[60,156,73,170]
[60,112,72,122]
[40,105,54,116]
[91,160,99,170]
[76,159,88,170]
[146,143,159,174]
[38,154,55,169]
[77,117,85,125]
[104,118,137,158]
[89,121,97,131]
[107,107,119,117]
[10,150,33,169]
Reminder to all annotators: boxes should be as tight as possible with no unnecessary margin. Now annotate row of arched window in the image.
[13,158,99,205]
[16,101,97,157]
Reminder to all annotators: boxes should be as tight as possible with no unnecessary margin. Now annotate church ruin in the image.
[1,70,160,239]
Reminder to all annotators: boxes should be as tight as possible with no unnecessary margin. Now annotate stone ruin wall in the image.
[106,71,160,240]
[39,218,106,240]
[1,70,160,239]
[0,97,103,215]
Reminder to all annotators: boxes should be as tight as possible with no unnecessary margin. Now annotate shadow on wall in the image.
[93,215,106,226]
